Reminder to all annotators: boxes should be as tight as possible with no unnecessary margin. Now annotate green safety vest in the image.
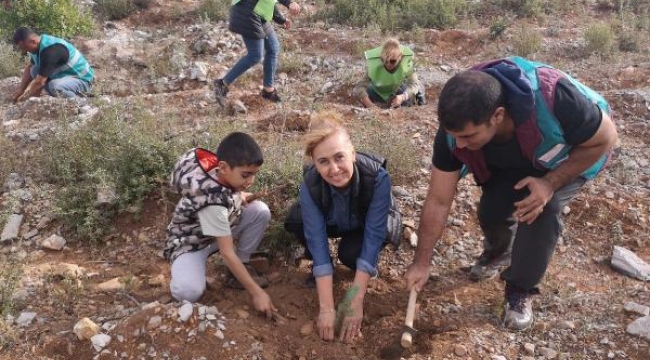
[364,45,414,101]
[232,0,277,22]
[30,34,94,83]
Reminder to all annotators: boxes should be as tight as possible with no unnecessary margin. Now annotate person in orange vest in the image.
[353,38,425,109]
[213,0,300,105]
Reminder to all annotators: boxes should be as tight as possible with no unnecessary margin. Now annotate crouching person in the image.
[164,132,276,317]
[284,111,402,342]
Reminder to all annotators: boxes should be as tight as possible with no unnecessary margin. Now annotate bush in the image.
[94,0,138,20]
[322,0,466,30]
[584,23,614,54]
[42,107,187,240]
[197,0,231,21]
[0,0,94,41]
[512,26,542,57]
[489,17,509,39]
[0,42,24,79]
[499,0,542,17]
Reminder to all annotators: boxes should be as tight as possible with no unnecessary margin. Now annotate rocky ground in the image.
[1,0,650,359]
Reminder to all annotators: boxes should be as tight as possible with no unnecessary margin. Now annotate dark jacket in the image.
[229,0,292,39]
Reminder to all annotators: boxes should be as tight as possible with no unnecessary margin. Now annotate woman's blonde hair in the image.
[380,38,402,63]
[304,110,353,159]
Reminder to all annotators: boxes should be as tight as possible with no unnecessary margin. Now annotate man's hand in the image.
[316,310,336,341]
[405,262,429,292]
[283,18,292,30]
[513,176,554,225]
[360,96,376,108]
[289,2,301,15]
[339,296,363,343]
[390,94,405,108]
[252,290,277,318]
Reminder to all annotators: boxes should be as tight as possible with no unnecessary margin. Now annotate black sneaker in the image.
[260,88,281,103]
[503,283,536,331]
[213,78,229,107]
[469,250,512,282]
[415,91,426,106]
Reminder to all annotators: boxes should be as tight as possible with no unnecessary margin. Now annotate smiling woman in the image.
[284,110,403,344]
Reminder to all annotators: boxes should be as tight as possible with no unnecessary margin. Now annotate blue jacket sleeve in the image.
[356,169,391,276]
[299,183,334,277]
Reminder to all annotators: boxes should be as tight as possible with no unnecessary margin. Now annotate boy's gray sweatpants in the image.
[170,200,271,302]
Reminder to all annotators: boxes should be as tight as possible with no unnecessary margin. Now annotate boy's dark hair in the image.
[216,132,264,167]
[438,70,505,132]
[13,27,35,45]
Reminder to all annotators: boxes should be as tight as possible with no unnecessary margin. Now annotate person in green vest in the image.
[353,38,425,109]
[11,27,94,102]
[213,0,300,105]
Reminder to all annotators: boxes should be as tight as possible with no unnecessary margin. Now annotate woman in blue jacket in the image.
[214,0,300,105]
[285,111,402,343]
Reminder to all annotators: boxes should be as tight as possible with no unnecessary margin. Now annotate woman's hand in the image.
[316,309,336,341]
[339,295,364,343]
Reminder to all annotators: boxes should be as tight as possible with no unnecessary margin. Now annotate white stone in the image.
[624,302,650,316]
[320,81,334,93]
[53,263,86,278]
[611,246,650,281]
[91,334,111,352]
[214,329,225,340]
[538,347,558,359]
[16,312,36,327]
[190,62,209,82]
[178,302,193,322]
[1,214,23,242]
[523,342,535,355]
[95,277,126,292]
[74,318,100,340]
[41,234,66,251]
[147,316,162,330]
[626,315,650,339]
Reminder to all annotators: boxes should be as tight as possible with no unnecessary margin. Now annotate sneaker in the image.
[469,250,512,282]
[260,88,281,103]
[415,91,426,106]
[503,283,535,331]
[224,264,269,289]
[213,78,229,107]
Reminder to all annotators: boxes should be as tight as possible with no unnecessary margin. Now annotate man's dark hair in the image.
[216,132,264,167]
[438,70,505,131]
[12,27,36,45]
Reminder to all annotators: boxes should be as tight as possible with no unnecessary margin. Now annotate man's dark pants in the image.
[478,175,586,291]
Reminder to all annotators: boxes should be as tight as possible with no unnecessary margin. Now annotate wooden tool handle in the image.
[400,288,418,348]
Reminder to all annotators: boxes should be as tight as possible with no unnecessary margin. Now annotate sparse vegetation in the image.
[0,258,22,317]
[0,42,24,79]
[197,0,231,21]
[512,26,543,57]
[584,23,614,55]
[94,0,138,21]
[321,0,467,30]
[489,17,509,39]
[0,0,94,40]
[42,106,187,240]
[618,32,640,51]
[497,0,543,17]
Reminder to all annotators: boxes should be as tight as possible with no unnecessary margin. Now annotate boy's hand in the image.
[283,18,292,30]
[252,290,277,318]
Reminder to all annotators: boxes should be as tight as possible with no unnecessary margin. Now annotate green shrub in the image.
[512,26,542,57]
[0,42,24,79]
[0,258,22,317]
[133,0,154,9]
[499,0,542,17]
[584,23,614,54]
[0,0,94,41]
[321,0,466,30]
[489,17,509,39]
[94,0,138,21]
[43,107,186,240]
[197,0,231,21]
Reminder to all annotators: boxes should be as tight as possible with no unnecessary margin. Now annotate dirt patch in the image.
[255,110,312,132]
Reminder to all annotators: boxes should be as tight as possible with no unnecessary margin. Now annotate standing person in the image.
[405,57,618,330]
[11,27,94,102]
[284,111,402,342]
[353,38,426,109]
[213,0,301,105]
[164,133,276,317]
